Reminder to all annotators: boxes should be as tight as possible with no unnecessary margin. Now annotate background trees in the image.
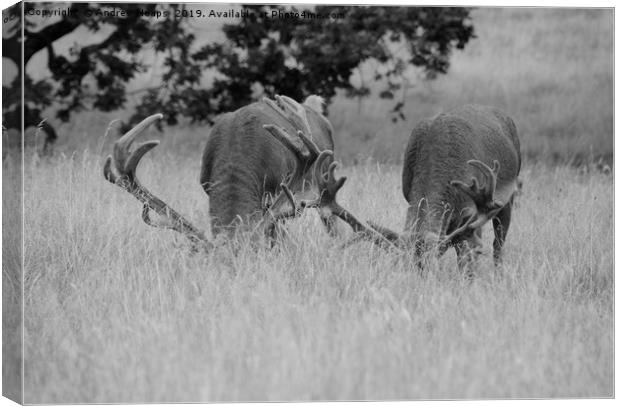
[2,3,474,131]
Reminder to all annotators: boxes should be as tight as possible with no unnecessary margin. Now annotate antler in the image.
[261,125,321,222]
[261,95,323,222]
[434,206,479,249]
[103,114,211,247]
[450,159,503,210]
[299,151,401,248]
[442,161,506,244]
[263,95,313,140]
[104,98,327,248]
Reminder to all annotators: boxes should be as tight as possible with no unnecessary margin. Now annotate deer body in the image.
[200,97,334,235]
[295,104,522,273]
[402,104,521,266]
[104,95,334,249]
[402,105,521,264]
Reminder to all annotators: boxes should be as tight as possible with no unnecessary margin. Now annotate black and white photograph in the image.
[1,0,614,403]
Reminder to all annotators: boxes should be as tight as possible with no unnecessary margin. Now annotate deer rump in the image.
[200,98,334,235]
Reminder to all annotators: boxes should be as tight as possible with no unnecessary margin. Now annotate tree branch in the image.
[2,35,21,67]
[24,3,88,64]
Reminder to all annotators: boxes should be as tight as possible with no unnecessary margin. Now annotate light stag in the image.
[294,104,521,272]
[103,95,336,247]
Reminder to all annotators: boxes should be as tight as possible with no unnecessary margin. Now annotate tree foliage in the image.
[2,2,474,131]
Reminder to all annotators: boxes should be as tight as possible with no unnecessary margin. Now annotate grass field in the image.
[2,6,614,403]
[8,146,612,402]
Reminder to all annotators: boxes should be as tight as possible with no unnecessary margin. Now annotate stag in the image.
[103,95,335,248]
[285,105,521,273]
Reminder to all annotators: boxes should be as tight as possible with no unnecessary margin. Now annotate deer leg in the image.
[319,212,338,237]
[265,221,285,248]
[414,241,427,273]
[492,202,512,267]
[454,242,475,279]
[454,229,482,279]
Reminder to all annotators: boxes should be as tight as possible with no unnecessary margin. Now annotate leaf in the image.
[12,3,474,131]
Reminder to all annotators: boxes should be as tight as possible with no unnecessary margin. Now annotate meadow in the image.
[10,146,613,402]
[2,6,614,403]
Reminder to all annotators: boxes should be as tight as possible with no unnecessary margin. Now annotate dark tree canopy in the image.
[2,2,474,131]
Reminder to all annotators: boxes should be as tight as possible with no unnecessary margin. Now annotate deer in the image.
[103,95,336,249]
[278,104,522,274]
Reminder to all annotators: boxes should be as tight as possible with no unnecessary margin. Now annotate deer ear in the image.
[303,95,326,115]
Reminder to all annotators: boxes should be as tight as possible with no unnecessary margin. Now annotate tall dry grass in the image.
[3,6,613,403]
[2,154,23,403]
[10,145,611,402]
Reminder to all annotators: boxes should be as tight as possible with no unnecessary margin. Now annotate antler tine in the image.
[323,161,346,193]
[280,183,296,208]
[105,114,162,184]
[262,97,287,119]
[263,124,316,162]
[450,159,503,211]
[124,141,160,178]
[468,159,499,197]
[102,157,118,185]
[441,214,476,247]
[275,95,312,134]
[313,151,345,193]
[266,182,308,222]
[313,150,333,181]
[325,161,339,182]
[271,150,336,215]
[297,130,321,157]
[117,113,163,148]
[111,114,162,172]
[103,114,210,247]
[264,94,314,142]
[275,95,305,115]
